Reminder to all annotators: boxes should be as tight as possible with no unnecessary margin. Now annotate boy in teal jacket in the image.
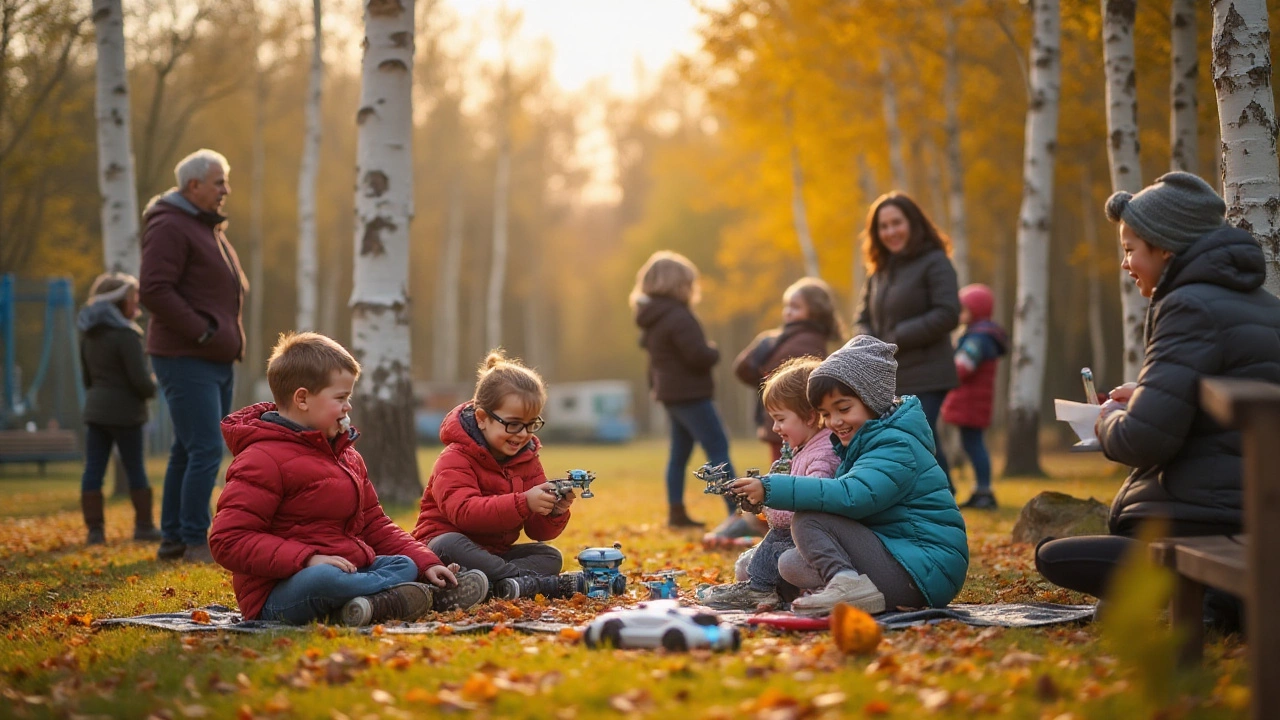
[732,335,968,616]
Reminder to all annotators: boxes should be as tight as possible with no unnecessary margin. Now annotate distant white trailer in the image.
[543,380,636,443]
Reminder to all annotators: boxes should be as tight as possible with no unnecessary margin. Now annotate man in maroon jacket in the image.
[139,149,247,564]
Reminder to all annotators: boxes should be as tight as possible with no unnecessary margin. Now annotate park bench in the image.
[1148,377,1278,720]
[0,429,80,475]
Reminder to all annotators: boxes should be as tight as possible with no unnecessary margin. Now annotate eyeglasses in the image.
[484,409,545,435]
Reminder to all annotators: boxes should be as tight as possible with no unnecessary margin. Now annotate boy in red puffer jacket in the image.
[209,332,489,626]
[941,285,1008,510]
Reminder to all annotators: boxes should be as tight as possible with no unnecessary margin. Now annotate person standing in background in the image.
[139,148,247,564]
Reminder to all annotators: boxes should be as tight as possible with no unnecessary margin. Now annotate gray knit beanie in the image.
[810,335,898,416]
[1104,171,1226,254]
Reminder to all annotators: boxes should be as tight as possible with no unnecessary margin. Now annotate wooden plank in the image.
[1173,542,1247,597]
[1241,405,1280,720]
[1171,573,1205,667]
[1200,377,1280,427]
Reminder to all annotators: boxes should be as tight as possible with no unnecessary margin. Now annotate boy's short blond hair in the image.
[267,332,361,408]
[761,356,822,420]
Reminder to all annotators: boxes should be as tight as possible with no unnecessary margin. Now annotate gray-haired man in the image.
[139,149,248,564]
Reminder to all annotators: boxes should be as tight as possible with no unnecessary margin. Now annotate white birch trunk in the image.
[1170,0,1199,174]
[296,0,323,331]
[1082,172,1108,383]
[784,101,820,278]
[1212,0,1280,296]
[854,155,875,314]
[352,0,420,504]
[880,51,909,191]
[1102,0,1148,381]
[93,0,139,275]
[1006,0,1061,477]
[943,7,969,287]
[487,69,511,351]
[434,181,463,383]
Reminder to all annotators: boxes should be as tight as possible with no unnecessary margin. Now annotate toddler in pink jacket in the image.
[700,357,840,610]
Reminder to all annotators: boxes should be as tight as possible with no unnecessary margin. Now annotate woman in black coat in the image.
[1036,172,1280,626]
[855,193,961,486]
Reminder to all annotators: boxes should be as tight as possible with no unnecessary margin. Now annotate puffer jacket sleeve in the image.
[210,449,317,578]
[1098,292,1219,469]
[891,253,960,352]
[351,454,442,574]
[139,220,208,341]
[432,453,530,534]
[670,308,720,371]
[764,433,917,520]
[522,460,571,541]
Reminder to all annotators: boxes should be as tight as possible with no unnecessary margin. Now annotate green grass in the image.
[0,440,1251,718]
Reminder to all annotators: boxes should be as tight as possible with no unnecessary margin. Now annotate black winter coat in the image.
[855,247,961,395]
[635,295,720,405]
[78,302,157,427]
[1099,226,1280,536]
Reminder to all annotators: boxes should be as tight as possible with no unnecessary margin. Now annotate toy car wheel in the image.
[601,619,624,648]
[729,627,742,651]
[661,629,687,652]
[583,628,597,649]
[610,574,627,596]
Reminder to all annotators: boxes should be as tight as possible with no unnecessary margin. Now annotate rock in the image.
[1011,491,1109,544]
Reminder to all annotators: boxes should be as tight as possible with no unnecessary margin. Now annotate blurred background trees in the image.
[5,0,1280,458]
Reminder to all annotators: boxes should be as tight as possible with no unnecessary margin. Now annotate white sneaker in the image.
[790,572,885,616]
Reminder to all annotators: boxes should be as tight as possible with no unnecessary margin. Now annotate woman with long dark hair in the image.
[856,193,961,488]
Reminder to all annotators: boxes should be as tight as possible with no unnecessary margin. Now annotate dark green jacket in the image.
[78,302,156,426]
[761,396,969,606]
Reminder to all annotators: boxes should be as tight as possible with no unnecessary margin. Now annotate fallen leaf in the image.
[862,699,890,716]
[371,689,394,705]
[830,603,881,655]
[918,688,950,712]
[461,673,499,703]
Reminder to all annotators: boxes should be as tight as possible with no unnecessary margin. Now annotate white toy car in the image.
[582,600,741,652]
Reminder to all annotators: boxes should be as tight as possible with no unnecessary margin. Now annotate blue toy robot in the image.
[575,542,627,598]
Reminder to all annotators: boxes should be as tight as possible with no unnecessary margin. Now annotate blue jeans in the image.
[260,555,419,625]
[915,391,952,488]
[747,527,794,592]
[664,399,737,514]
[152,355,234,545]
[81,423,149,492]
[958,426,992,491]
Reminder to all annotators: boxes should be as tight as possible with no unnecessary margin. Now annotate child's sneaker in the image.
[698,581,779,611]
[791,572,885,616]
[495,573,586,600]
[430,569,489,610]
[340,582,434,626]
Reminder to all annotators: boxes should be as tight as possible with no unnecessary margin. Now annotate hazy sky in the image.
[443,0,707,97]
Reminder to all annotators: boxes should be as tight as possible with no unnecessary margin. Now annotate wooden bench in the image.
[1148,378,1278,720]
[0,429,80,475]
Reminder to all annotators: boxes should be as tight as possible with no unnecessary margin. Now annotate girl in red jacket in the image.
[209,332,489,626]
[940,285,1008,509]
[413,350,580,600]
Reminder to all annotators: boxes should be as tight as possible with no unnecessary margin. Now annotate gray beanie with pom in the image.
[810,335,898,417]
[1104,171,1226,254]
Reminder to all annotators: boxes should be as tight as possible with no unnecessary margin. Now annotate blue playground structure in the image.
[1,274,84,430]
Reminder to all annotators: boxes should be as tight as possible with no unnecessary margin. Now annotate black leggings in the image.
[1034,521,1242,598]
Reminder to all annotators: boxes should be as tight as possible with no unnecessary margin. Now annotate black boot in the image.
[496,573,586,600]
[130,487,163,541]
[82,491,106,545]
[668,504,704,529]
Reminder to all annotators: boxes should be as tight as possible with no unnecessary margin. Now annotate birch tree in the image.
[296,0,322,331]
[1102,0,1147,381]
[93,0,138,275]
[434,181,463,383]
[1005,0,1060,477]
[784,99,820,278]
[240,5,268,410]
[487,65,511,351]
[943,5,968,286]
[352,0,420,504]
[880,51,909,191]
[1212,0,1280,296]
[1170,0,1198,173]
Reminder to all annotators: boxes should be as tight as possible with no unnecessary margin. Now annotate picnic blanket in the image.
[710,602,1097,630]
[93,601,1094,635]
